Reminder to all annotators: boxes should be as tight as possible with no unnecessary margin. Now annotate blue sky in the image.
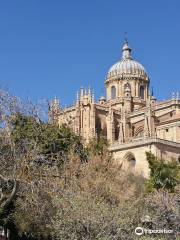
[0,0,180,107]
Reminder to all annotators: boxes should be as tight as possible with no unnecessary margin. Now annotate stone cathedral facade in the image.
[49,40,180,178]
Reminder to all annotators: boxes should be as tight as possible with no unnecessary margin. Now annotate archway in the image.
[123,152,136,172]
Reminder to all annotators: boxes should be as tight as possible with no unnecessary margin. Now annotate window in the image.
[124,83,131,92]
[166,129,169,132]
[140,86,145,99]
[111,86,116,99]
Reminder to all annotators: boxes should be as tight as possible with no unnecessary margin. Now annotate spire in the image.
[151,87,154,96]
[76,91,79,101]
[176,92,179,100]
[50,96,60,111]
[81,87,84,97]
[122,38,132,60]
[92,90,95,103]
[88,87,91,96]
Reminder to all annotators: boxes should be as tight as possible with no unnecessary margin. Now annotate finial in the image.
[76,91,79,101]
[88,87,91,96]
[176,92,179,100]
[54,95,59,104]
[151,87,154,96]
[172,92,175,99]
[122,36,132,60]
[148,89,151,98]
[81,87,83,96]
[92,90,95,103]
[52,96,60,110]
[124,31,128,43]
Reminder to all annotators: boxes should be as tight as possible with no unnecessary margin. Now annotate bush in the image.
[49,152,145,240]
[146,152,180,192]
[1,90,179,240]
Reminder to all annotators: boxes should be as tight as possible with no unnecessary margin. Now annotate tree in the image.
[0,88,179,240]
[0,89,88,239]
[87,135,109,157]
[146,152,180,192]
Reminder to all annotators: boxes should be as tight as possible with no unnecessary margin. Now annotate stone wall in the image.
[112,144,152,178]
[111,138,180,179]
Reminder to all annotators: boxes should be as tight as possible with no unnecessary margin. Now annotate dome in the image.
[107,40,148,80]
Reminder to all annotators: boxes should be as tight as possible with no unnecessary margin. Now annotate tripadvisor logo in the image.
[135,227,174,235]
[135,227,144,236]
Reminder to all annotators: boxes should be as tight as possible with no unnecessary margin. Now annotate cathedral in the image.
[49,40,180,178]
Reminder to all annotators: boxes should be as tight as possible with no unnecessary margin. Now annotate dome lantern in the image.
[122,39,132,60]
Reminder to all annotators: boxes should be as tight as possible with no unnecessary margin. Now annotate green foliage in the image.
[87,135,109,157]
[146,152,180,192]
[10,113,41,145]
[10,113,86,163]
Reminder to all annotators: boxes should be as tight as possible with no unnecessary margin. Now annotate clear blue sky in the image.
[0,0,180,107]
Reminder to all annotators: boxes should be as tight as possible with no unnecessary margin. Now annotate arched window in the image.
[140,86,145,99]
[134,126,144,138]
[124,83,131,98]
[124,83,131,92]
[111,86,116,100]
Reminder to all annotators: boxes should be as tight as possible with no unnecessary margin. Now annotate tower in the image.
[75,88,96,142]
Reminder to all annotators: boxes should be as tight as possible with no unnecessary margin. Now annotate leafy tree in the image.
[146,152,180,192]
[10,113,87,164]
[87,135,109,157]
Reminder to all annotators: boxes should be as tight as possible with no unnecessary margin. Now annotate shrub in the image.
[146,152,180,192]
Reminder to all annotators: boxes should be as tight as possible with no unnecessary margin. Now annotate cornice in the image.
[110,137,180,152]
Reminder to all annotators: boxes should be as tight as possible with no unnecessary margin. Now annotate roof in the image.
[107,40,148,79]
